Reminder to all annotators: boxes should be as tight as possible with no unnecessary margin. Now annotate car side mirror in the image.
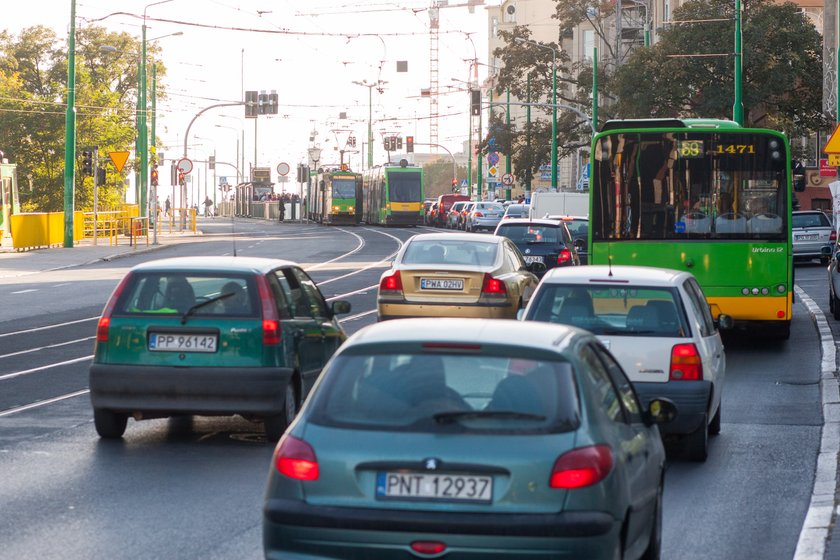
[330,300,352,316]
[716,313,734,330]
[644,397,678,426]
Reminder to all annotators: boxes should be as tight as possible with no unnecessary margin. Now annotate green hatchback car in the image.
[263,318,677,560]
[89,256,350,441]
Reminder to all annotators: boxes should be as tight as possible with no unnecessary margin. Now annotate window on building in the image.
[583,30,594,62]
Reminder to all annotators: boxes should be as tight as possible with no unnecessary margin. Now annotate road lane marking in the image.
[0,317,99,338]
[0,389,89,417]
[0,356,92,381]
[0,337,95,360]
[11,289,37,294]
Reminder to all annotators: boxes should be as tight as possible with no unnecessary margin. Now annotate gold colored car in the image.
[377,232,540,320]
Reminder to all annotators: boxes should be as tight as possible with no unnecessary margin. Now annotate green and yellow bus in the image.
[309,169,362,225]
[362,162,424,226]
[589,118,798,338]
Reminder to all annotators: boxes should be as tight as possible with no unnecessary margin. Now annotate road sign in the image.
[176,157,193,174]
[825,123,840,154]
[109,151,130,173]
[829,155,840,168]
[488,151,500,166]
[822,158,839,176]
[460,180,468,188]
[277,162,290,176]
[501,173,513,186]
[488,165,498,176]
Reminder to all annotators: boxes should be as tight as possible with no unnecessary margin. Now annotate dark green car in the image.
[89,256,350,440]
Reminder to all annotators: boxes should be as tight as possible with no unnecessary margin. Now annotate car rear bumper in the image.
[89,364,294,415]
[378,300,515,320]
[263,499,620,559]
[633,380,712,435]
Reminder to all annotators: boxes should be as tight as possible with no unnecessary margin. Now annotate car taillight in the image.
[411,541,447,555]
[274,435,319,480]
[96,273,132,343]
[480,273,507,296]
[832,230,837,242]
[474,211,484,217]
[670,343,702,380]
[379,270,403,295]
[256,276,281,345]
[550,445,613,489]
[557,248,572,265]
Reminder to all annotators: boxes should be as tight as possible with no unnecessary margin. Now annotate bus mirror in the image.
[792,161,806,192]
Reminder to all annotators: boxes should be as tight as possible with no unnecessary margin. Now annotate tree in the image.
[611,0,828,139]
[421,160,467,199]
[0,25,169,212]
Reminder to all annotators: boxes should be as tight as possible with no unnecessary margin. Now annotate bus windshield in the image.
[388,171,422,202]
[332,179,356,199]
[591,131,788,241]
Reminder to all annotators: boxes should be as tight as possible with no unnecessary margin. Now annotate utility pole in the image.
[63,0,77,248]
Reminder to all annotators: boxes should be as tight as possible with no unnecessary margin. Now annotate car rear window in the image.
[115,273,259,317]
[792,212,830,229]
[527,284,689,337]
[497,223,563,244]
[402,239,499,266]
[308,352,579,433]
[562,219,589,237]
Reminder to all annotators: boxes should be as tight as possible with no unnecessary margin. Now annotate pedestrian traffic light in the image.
[406,136,414,153]
[470,89,481,116]
[151,168,159,187]
[81,150,93,176]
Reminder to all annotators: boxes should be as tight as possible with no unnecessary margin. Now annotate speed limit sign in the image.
[501,173,514,186]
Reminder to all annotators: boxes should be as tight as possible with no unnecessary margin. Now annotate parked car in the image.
[494,218,579,276]
[465,201,506,232]
[521,265,728,461]
[377,232,540,320]
[827,244,840,319]
[422,200,435,224]
[88,256,351,441]
[502,203,530,220]
[792,210,835,264]
[425,201,440,226]
[458,201,476,230]
[263,317,677,559]
[446,201,469,229]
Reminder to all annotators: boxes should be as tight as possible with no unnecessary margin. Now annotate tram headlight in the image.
[761,287,769,295]
[742,288,750,295]
[751,288,760,295]
[776,284,786,293]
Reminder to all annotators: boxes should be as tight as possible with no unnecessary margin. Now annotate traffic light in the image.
[470,89,481,116]
[208,155,215,170]
[96,167,106,186]
[151,168,159,187]
[452,178,458,191]
[406,136,414,153]
[81,150,93,176]
[396,137,403,150]
[389,136,398,151]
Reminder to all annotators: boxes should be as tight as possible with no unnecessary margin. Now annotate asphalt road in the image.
[0,219,828,559]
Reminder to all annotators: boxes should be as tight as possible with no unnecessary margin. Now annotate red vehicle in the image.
[434,194,470,227]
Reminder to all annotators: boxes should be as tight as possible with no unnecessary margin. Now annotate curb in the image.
[794,285,839,560]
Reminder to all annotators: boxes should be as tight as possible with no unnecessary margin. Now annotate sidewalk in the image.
[0,227,200,279]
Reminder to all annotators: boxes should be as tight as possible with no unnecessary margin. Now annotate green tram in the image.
[362,162,424,226]
[589,118,800,338]
[308,169,362,225]
[0,161,19,243]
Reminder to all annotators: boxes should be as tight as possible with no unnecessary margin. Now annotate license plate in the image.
[149,333,217,353]
[523,256,544,264]
[796,234,819,240]
[376,471,493,503]
[420,278,464,290]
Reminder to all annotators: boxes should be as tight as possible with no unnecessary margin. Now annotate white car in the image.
[520,265,729,461]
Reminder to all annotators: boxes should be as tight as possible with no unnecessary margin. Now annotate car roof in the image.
[497,218,566,226]
[129,256,297,274]
[407,232,504,244]
[344,317,581,354]
[540,264,690,286]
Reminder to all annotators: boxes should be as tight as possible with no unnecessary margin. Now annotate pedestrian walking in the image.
[164,196,171,217]
[278,200,286,222]
[203,196,213,217]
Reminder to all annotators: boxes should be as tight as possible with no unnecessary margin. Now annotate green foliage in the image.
[0,25,170,212]
[611,0,828,136]
[421,160,467,199]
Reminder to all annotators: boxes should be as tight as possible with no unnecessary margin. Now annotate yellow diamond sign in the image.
[108,151,131,173]
[829,154,840,166]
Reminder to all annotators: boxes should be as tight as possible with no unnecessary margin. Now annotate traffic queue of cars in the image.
[89,208,732,559]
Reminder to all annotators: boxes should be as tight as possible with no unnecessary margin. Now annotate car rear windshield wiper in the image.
[180,292,234,324]
[433,410,547,424]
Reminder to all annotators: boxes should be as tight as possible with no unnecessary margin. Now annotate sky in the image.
[5,0,494,198]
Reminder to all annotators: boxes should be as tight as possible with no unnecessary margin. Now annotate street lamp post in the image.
[516,37,558,190]
[352,80,386,169]
[63,0,78,248]
[307,146,322,220]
